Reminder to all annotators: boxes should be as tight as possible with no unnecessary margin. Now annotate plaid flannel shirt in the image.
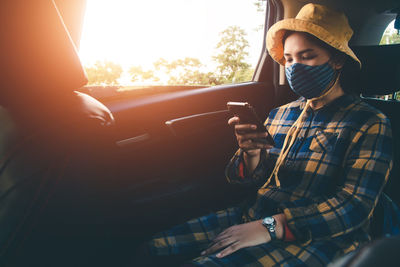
[226,94,393,246]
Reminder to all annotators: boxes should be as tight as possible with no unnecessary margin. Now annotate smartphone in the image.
[227,101,275,146]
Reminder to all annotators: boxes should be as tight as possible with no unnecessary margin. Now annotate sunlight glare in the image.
[79,0,265,70]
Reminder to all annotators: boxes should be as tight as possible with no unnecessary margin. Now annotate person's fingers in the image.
[234,124,257,132]
[238,138,272,151]
[205,226,236,248]
[243,143,272,150]
[215,227,232,238]
[236,131,270,140]
[213,226,236,241]
[216,241,242,258]
[238,139,259,152]
[228,116,240,125]
[263,144,274,150]
[237,137,250,145]
[209,230,233,246]
[201,236,236,256]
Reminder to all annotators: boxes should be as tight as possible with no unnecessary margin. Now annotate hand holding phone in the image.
[227,101,275,146]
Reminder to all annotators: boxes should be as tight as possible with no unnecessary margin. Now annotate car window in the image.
[78,0,266,99]
[380,20,400,46]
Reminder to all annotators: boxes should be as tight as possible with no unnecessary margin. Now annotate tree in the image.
[254,0,267,13]
[154,57,215,85]
[125,26,254,86]
[85,60,123,86]
[380,30,400,45]
[213,26,251,84]
[128,66,158,83]
[233,68,254,83]
[253,0,267,32]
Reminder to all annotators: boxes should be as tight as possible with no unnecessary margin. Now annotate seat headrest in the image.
[351,44,400,95]
[0,0,88,104]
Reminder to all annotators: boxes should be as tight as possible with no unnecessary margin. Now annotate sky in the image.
[78,0,266,72]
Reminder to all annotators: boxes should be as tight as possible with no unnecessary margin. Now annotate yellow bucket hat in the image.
[266,3,361,67]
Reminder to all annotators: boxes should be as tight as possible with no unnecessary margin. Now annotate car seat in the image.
[343,44,400,238]
[0,1,119,266]
[350,44,400,205]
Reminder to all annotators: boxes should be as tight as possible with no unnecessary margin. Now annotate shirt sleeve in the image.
[225,108,278,187]
[225,148,276,187]
[278,117,393,244]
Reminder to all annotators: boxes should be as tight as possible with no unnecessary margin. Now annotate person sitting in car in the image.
[144,4,393,266]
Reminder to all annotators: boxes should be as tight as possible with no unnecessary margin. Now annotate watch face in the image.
[264,217,274,225]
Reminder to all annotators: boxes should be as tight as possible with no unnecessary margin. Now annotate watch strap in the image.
[268,227,277,240]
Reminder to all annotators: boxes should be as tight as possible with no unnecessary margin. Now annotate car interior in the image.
[0,0,399,266]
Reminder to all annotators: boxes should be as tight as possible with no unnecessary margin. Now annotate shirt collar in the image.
[298,94,361,112]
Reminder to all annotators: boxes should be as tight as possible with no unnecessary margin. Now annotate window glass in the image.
[78,0,266,94]
[380,20,400,45]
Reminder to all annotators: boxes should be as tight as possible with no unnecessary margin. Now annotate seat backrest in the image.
[350,45,400,204]
[0,0,87,109]
[0,1,118,265]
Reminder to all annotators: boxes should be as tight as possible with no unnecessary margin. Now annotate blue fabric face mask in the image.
[285,62,336,99]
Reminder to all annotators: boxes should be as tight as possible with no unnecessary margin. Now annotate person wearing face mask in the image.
[141,4,393,266]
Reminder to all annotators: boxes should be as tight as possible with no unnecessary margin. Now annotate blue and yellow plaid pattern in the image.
[148,94,393,266]
[148,207,347,266]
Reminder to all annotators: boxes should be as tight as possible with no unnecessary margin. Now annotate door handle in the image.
[165,110,230,137]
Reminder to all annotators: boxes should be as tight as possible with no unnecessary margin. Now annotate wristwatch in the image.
[262,216,276,240]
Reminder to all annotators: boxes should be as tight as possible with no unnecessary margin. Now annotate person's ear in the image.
[332,54,346,70]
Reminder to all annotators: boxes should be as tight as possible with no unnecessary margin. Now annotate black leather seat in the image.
[329,236,400,267]
[350,44,400,206]
[340,44,400,241]
[328,43,400,267]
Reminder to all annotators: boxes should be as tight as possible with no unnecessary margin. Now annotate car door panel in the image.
[165,110,230,138]
[103,81,276,234]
